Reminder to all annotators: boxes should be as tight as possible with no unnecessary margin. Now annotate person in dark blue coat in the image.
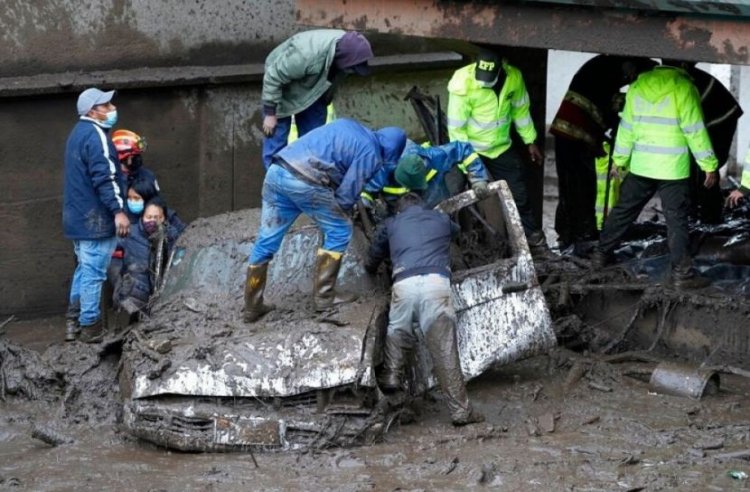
[361,140,491,212]
[365,192,484,426]
[112,129,160,191]
[115,197,182,316]
[244,118,406,322]
[63,88,130,343]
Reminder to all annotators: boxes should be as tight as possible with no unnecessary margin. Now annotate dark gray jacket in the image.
[366,205,458,282]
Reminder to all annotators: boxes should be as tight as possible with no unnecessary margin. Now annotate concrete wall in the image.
[0,0,464,319]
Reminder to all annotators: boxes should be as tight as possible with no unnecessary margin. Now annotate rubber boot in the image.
[379,333,411,393]
[527,230,556,261]
[78,319,105,344]
[313,249,357,312]
[244,262,275,323]
[589,248,610,270]
[672,265,711,290]
[424,315,484,426]
[65,299,81,342]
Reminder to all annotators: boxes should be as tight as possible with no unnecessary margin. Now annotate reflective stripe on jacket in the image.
[447,62,537,159]
[613,66,718,180]
[594,141,623,230]
[362,140,490,208]
[741,149,750,193]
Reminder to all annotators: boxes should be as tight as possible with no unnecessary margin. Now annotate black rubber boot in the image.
[243,262,275,323]
[589,248,611,270]
[379,333,412,393]
[78,319,105,344]
[313,249,357,312]
[425,315,484,426]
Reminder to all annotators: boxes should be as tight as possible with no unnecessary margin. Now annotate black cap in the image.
[475,49,501,83]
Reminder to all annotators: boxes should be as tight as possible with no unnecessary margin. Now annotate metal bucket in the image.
[649,362,720,400]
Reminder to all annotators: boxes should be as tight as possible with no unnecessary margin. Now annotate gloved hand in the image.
[472,180,491,200]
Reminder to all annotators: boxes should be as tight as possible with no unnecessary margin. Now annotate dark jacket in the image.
[116,220,181,311]
[126,166,160,191]
[367,204,458,283]
[276,119,406,211]
[63,117,126,239]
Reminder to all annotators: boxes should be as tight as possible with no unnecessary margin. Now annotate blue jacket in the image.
[363,140,490,208]
[63,117,126,240]
[117,219,181,310]
[367,204,458,283]
[275,119,406,211]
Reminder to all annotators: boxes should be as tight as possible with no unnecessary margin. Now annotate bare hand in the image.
[528,144,543,165]
[726,189,746,208]
[610,166,621,180]
[114,212,130,238]
[262,115,277,136]
[703,171,719,189]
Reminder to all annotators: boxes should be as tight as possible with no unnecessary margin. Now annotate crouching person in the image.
[245,119,406,322]
[114,198,181,318]
[365,192,484,426]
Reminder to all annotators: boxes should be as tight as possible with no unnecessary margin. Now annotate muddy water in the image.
[3,318,750,491]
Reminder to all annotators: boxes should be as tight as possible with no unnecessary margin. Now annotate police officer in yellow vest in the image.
[591,64,719,289]
[447,49,552,259]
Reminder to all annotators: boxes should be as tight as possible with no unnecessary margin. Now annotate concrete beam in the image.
[296,0,750,65]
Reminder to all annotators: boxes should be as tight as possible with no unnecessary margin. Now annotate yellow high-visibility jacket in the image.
[613,66,718,180]
[447,62,537,159]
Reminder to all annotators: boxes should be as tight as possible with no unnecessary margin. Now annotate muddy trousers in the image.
[384,274,474,421]
[249,165,353,264]
[554,137,598,246]
[598,174,690,270]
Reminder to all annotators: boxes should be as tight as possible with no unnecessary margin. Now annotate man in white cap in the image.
[63,88,130,343]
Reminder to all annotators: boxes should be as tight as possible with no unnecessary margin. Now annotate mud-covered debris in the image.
[31,424,74,446]
[588,381,613,393]
[713,449,750,461]
[694,438,725,450]
[538,412,556,433]
[442,457,459,475]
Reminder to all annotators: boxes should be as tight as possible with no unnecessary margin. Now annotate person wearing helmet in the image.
[112,129,160,191]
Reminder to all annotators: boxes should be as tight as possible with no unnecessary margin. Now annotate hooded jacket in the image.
[275,119,406,211]
[262,30,373,118]
[63,117,126,240]
[363,140,490,209]
[613,66,718,180]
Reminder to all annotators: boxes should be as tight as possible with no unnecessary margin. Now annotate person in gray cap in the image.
[63,88,130,343]
[260,29,374,169]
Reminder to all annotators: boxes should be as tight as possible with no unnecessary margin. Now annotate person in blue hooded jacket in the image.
[245,118,406,322]
[361,140,491,213]
[63,88,130,343]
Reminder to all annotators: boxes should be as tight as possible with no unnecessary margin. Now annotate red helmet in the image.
[112,129,146,161]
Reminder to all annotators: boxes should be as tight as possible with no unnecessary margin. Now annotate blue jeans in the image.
[249,165,352,264]
[68,237,117,326]
[387,274,455,340]
[262,98,328,169]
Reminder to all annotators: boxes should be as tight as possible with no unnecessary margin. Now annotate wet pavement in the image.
[3,317,750,491]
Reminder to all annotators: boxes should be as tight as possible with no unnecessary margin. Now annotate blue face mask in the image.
[127,199,144,214]
[100,110,118,128]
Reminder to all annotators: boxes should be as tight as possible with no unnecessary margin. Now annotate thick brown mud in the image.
[3,316,750,491]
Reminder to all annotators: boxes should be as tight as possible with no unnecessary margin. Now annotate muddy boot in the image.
[425,315,484,426]
[244,262,275,323]
[527,231,556,261]
[313,249,358,312]
[590,248,611,270]
[379,334,410,393]
[672,266,711,290]
[78,319,105,344]
[65,319,80,342]
[65,300,81,342]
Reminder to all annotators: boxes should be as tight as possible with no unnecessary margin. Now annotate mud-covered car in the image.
[119,181,556,452]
